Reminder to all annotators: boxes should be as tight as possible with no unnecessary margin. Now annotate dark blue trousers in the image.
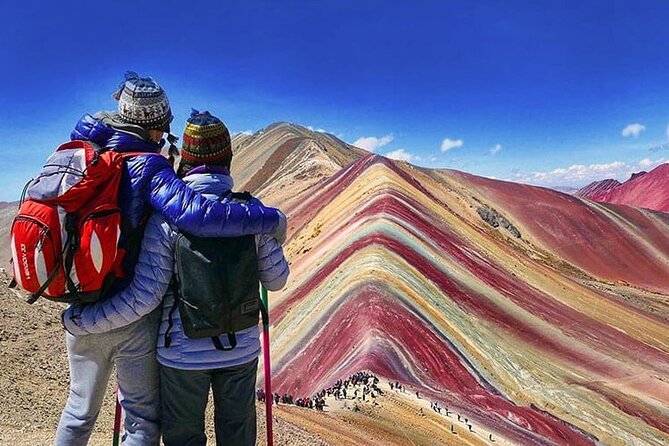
[160,358,258,446]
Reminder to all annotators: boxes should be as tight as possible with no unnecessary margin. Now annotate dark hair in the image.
[176,159,190,178]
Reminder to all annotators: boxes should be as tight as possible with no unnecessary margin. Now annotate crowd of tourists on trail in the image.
[331,371,383,402]
[254,368,495,441]
[255,389,327,411]
[256,371,383,412]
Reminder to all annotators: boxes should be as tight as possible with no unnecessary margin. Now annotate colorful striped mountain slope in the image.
[242,124,669,445]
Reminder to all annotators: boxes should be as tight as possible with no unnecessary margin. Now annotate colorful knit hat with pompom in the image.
[176,110,232,177]
[180,110,232,165]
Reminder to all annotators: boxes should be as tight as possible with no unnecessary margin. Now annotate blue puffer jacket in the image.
[63,171,289,370]
[70,112,280,242]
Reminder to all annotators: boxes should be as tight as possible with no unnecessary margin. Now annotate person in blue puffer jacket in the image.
[64,110,289,446]
[56,74,286,446]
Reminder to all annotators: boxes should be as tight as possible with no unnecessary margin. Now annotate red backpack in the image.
[10,140,133,304]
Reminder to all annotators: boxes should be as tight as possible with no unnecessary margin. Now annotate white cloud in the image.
[352,134,394,152]
[515,158,665,187]
[621,123,646,137]
[489,144,502,155]
[441,138,463,152]
[666,124,669,142]
[385,148,415,162]
[638,158,655,168]
[234,130,253,136]
[307,126,327,133]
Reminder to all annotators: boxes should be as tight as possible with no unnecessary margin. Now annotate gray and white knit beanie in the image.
[113,71,173,132]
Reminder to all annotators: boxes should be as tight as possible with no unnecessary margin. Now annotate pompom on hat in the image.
[113,71,173,132]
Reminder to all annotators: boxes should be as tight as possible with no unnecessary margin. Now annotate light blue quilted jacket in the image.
[63,171,289,369]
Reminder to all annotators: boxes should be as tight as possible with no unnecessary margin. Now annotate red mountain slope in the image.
[577,163,669,212]
[576,178,621,199]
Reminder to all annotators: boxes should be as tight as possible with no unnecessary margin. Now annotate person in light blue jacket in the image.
[64,111,289,446]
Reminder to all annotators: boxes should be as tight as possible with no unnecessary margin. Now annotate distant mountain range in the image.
[576,163,669,212]
[548,185,579,194]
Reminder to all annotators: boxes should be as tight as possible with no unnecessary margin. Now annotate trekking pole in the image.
[112,388,122,446]
[261,285,274,446]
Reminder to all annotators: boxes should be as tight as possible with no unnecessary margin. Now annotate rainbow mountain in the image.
[237,123,669,445]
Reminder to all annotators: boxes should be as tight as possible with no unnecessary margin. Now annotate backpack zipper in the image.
[14,216,54,253]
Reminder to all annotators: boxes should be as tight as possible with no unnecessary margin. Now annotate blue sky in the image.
[1,1,669,200]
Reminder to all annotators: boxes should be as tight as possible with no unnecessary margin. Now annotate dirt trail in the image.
[320,381,498,446]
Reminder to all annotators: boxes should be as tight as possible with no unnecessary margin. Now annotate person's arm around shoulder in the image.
[62,213,177,335]
[257,233,289,291]
[145,157,286,241]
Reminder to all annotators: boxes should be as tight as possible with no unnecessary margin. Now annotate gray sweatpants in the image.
[54,309,161,446]
[160,358,258,446]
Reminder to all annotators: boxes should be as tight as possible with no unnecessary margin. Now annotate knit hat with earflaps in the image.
[113,71,179,158]
[177,110,232,177]
[113,71,173,132]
